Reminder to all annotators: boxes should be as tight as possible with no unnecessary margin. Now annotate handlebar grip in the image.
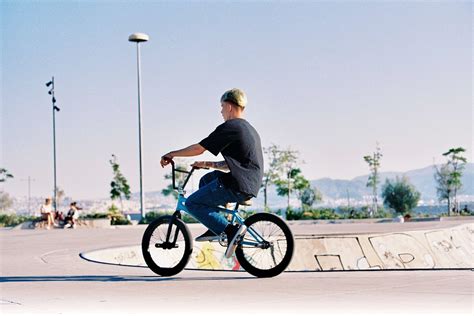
[162,156,175,166]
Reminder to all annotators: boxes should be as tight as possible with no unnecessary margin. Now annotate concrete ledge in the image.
[76,218,111,228]
[440,215,474,222]
[17,218,112,229]
[81,222,473,272]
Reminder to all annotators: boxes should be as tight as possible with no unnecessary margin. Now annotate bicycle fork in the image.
[156,211,181,250]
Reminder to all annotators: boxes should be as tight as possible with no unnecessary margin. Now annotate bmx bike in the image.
[141,160,294,278]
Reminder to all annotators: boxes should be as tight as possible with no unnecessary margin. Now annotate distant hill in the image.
[126,163,474,209]
[311,163,474,201]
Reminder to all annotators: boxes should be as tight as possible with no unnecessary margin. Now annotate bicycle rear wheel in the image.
[235,213,294,278]
[141,215,193,276]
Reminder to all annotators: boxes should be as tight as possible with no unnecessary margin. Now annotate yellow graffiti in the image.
[195,243,221,269]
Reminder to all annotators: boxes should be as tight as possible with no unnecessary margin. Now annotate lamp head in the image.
[128,33,149,43]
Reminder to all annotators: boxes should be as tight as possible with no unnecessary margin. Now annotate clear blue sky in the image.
[1,1,472,200]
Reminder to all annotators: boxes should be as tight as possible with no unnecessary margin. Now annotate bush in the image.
[382,177,421,215]
[138,209,258,225]
[79,206,132,225]
[139,211,199,225]
[110,215,131,225]
[80,213,109,219]
[139,211,170,224]
[107,205,131,225]
[0,214,38,227]
[353,206,392,219]
[181,213,199,224]
[286,208,341,220]
[282,206,394,220]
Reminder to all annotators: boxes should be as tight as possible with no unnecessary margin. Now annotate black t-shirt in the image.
[199,118,264,197]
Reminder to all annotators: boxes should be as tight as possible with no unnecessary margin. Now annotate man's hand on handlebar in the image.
[160,154,173,168]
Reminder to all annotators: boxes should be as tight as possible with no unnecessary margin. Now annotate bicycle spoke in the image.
[240,219,290,270]
[147,222,185,268]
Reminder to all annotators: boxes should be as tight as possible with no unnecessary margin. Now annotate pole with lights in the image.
[46,77,60,213]
[128,33,149,220]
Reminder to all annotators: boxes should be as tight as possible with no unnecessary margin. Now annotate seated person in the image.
[64,202,81,228]
[40,198,56,229]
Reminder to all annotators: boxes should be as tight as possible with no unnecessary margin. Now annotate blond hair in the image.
[221,88,247,109]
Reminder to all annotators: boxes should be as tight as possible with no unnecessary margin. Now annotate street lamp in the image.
[128,32,149,220]
[45,77,60,213]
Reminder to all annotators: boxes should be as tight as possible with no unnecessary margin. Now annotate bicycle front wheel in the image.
[141,215,193,277]
[235,213,294,278]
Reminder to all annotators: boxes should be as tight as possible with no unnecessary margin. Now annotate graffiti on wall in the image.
[192,242,240,271]
[287,223,473,271]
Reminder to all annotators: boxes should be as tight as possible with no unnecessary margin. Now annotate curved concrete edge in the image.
[80,243,243,271]
[80,223,474,272]
[79,245,148,268]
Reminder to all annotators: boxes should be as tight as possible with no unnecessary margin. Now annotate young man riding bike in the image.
[160,88,264,258]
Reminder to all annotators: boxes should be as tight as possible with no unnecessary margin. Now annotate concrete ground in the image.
[1,221,473,316]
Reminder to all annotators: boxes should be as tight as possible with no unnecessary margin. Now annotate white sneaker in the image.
[224,225,247,258]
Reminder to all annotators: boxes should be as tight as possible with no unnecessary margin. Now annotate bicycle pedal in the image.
[218,232,228,247]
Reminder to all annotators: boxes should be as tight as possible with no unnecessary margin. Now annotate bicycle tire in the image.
[141,215,193,277]
[235,213,294,278]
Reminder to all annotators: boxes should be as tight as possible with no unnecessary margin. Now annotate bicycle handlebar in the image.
[163,157,208,191]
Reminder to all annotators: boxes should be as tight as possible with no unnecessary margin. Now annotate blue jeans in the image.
[185,171,249,234]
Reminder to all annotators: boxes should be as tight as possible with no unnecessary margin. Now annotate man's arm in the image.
[191,160,229,172]
[160,144,206,167]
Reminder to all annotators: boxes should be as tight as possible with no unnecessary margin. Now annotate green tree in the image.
[0,192,14,212]
[363,143,382,217]
[382,176,421,215]
[0,168,13,183]
[109,154,131,211]
[261,145,280,211]
[275,168,312,211]
[0,168,14,213]
[300,186,323,210]
[265,146,299,218]
[434,164,453,215]
[434,147,467,215]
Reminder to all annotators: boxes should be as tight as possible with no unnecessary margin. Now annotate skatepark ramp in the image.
[80,223,473,272]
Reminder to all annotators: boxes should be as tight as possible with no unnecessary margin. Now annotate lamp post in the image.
[128,32,149,220]
[46,77,60,213]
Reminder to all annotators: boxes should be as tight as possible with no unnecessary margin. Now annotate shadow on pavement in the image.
[0,275,256,283]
